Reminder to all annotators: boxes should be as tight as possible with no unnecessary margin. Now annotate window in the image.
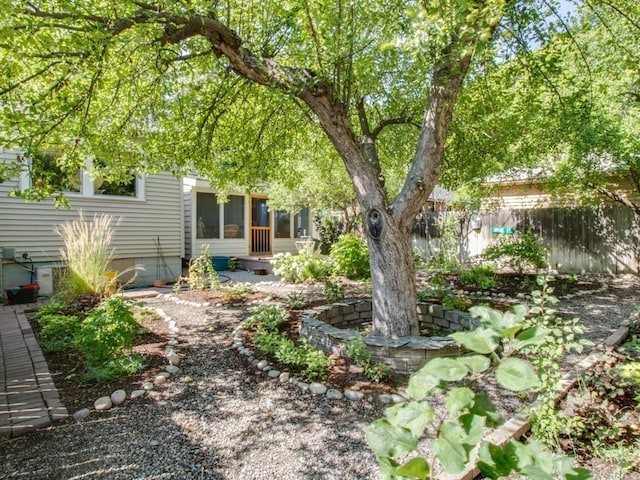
[223,195,244,238]
[29,152,81,192]
[196,192,220,239]
[274,210,291,238]
[294,207,310,238]
[93,159,138,197]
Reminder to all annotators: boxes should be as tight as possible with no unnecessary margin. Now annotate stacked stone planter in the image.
[300,299,479,377]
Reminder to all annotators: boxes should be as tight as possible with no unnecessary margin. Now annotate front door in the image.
[250,196,271,255]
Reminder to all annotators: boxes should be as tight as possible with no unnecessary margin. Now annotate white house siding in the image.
[0,149,183,291]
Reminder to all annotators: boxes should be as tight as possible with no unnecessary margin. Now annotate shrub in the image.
[345,334,389,383]
[244,305,332,380]
[56,212,116,299]
[83,354,146,383]
[74,296,139,364]
[459,264,497,289]
[271,252,330,283]
[314,213,342,254]
[330,233,370,279]
[221,282,253,302]
[36,313,81,352]
[324,278,346,303]
[484,230,548,272]
[184,244,220,291]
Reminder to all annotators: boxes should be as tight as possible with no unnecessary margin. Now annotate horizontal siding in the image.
[0,155,182,263]
[193,239,249,257]
[273,238,302,254]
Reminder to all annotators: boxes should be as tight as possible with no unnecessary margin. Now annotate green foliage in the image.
[74,296,139,364]
[227,257,240,272]
[56,213,116,300]
[284,291,308,310]
[345,334,389,383]
[82,354,146,383]
[35,313,81,352]
[244,305,331,380]
[366,280,593,479]
[271,252,331,283]
[221,282,253,303]
[483,230,548,272]
[314,213,343,255]
[324,278,346,303]
[329,233,371,280]
[182,244,220,292]
[442,294,473,312]
[459,264,497,289]
[522,276,593,447]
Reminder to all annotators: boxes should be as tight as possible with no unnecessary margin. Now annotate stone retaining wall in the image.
[300,299,479,376]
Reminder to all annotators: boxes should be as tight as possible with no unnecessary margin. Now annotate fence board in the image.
[413,206,639,274]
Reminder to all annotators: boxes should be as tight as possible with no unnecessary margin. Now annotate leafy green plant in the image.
[221,282,253,302]
[74,296,139,364]
[36,313,81,352]
[330,233,371,280]
[459,264,497,289]
[313,213,342,255]
[324,278,345,303]
[56,212,117,300]
[186,244,220,291]
[244,306,331,380]
[271,252,331,283]
[83,354,146,383]
[228,257,240,272]
[525,276,594,447]
[285,291,308,310]
[345,334,389,383]
[484,230,548,272]
[365,291,592,480]
[442,294,472,312]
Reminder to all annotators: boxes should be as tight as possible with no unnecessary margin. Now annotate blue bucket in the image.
[211,256,229,271]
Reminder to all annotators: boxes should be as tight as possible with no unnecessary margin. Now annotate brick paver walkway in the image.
[0,303,68,438]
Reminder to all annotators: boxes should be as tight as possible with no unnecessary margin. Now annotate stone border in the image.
[300,299,472,376]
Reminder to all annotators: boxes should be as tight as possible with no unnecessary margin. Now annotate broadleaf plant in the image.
[365,277,593,479]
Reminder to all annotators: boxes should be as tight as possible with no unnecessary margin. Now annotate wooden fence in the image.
[412,206,640,274]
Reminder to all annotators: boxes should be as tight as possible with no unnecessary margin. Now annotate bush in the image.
[244,305,332,380]
[36,313,81,352]
[330,233,370,279]
[271,252,330,283]
[459,264,497,289]
[74,296,139,364]
[484,230,548,272]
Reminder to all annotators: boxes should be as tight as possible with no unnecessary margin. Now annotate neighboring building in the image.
[0,148,184,296]
[183,176,313,260]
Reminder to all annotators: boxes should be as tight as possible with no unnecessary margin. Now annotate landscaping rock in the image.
[309,383,327,395]
[257,360,268,369]
[130,390,146,399]
[326,389,343,400]
[344,390,364,401]
[94,396,112,411]
[165,365,180,375]
[279,372,290,383]
[377,394,392,404]
[72,408,91,421]
[110,390,126,405]
[267,369,281,378]
[142,382,154,391]
[167,352,180,366]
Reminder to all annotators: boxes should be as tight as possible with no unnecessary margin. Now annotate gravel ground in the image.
[1,273,639,480]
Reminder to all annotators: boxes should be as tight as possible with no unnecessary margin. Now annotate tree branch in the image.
[586,181,640,217]
[371,114,419,139]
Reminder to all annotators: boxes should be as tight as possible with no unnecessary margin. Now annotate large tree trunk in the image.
[365,208,419,337]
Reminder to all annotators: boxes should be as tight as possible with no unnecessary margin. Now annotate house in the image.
[0,147,184,296]
[183,176,314,262]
